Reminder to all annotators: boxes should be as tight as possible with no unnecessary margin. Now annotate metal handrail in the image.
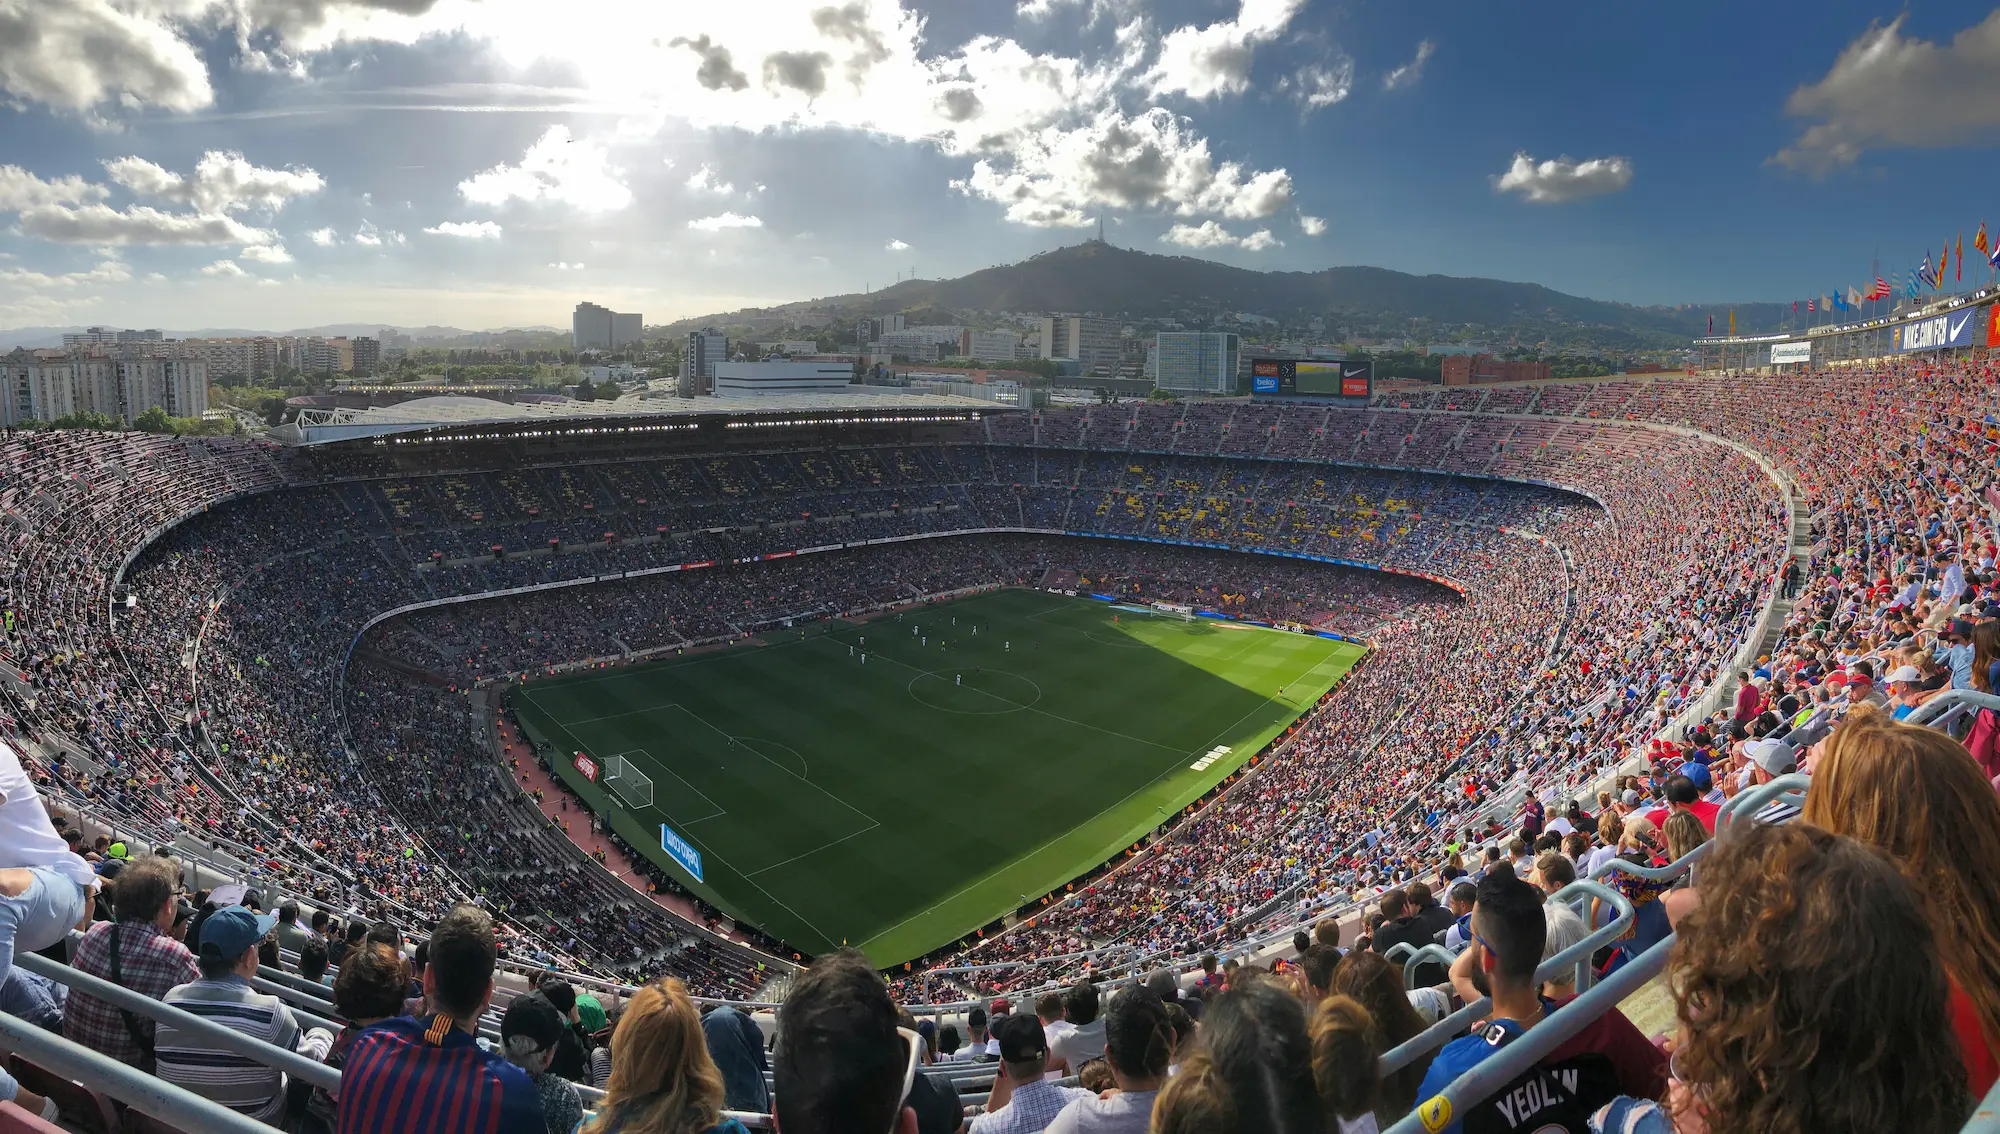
[1589,840,1712,883]
[1903,687,2000,733]
[1716,772,1810,828]
[0,1010,275,1134]
[1402,944,1461,990]
[1381,942,1418,964]
[1379,878,1634,1075]
[14,953,340,1092]
[1383,932,1677,1134]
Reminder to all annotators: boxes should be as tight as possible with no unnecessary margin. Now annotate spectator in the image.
[1310,995,1384,1134]
[1641,774,1720,834]
[303,942,408,1134]
[336,903,542,1133]
[1801,711,2000,1095]
[700,1002,770,1114]
[156,905,335,1124]
[0,741,96,983]
[771,949,921,1134]
[1528,852,1574,897]
[534,978,591,1083]
[1661,811,1708,874]
[1441,882,1477,950]
[309,910,331,941]
[1047,981,1103,1074]
[64,855,195,1071]
[1045,982,1170,1134]
[329,921,367,968]
[1153,980,1320,1132]
[1540,902,1590,1000]
[298,939,330,986]
[1594,823,1971,1134]
[275,902,311,954]
[973,1013,1094,1133]
[894,1007,965,1134]
[592,991,734,1128]
[503,994,586,1134]
[1299,944,1342,1001]
[1035,991,1074,1055]
[1423,869,1665,1134]
[1329,950,1434,1116]
[953,1005,993,1062]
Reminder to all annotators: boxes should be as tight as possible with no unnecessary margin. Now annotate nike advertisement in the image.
[1249,358,1372,400]
[1893,307,1986,352]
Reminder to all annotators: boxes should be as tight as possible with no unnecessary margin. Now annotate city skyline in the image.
[3,1,1998,332]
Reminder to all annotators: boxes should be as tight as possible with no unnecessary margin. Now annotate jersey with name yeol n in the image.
[1414,997,1667,1134]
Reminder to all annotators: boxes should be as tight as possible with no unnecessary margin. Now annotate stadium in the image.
[3,287,1999,1132]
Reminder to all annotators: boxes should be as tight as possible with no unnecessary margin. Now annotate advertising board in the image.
[1769,342,1812,365]
[1894,307,1985,352]
[661,822,705,882]
[573,752,599,781]
[1250,359,1372,399]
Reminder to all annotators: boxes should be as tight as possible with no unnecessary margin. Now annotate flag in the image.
[1847,285,1862,307]
[1991,239,2000,271]
[1978,223,1991,257]
[1870,274,1889,300]
[1957,232,1964,281]
[1831,290,1846,312]
[1792,300,1799,316]
[1728,308,1735,336]
[1920,252,1937,289]
[1821,293,1833,312]
[1707,314,1713,335]
[1941,240,1950,281]
[1807,297,1815,312]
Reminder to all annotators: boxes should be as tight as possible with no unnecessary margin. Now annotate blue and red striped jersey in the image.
[336,1014,543,1134]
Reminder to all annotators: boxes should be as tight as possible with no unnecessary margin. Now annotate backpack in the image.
[1458,1022,1623,1134]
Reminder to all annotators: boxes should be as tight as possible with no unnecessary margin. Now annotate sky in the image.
[2,0,1999,333]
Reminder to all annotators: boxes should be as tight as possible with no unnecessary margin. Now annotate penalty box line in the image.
[611,748,727,825]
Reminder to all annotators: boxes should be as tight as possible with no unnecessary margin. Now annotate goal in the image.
[603,754,654,809]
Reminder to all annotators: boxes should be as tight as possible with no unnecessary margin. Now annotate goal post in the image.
[603,754,654,809]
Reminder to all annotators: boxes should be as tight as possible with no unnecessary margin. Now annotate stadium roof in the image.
[271,389,1014,446]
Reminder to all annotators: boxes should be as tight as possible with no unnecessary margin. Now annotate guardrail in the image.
[0,1010,275,1134]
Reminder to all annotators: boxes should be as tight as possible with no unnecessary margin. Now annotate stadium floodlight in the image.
[603,755,654,809]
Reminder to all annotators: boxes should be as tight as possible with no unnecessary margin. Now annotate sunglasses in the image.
[894,1026,923,1122]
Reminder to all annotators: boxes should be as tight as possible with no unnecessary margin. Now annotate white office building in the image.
[958,330,1021,362]
[1153,332,1241,395]
[681,330,727,396]
[1038,315,1120,375]
[0,348,207,425]
[876,331,942,361]
[713,361,853,396]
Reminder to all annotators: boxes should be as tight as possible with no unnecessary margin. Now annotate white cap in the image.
[1886,665,1924,684]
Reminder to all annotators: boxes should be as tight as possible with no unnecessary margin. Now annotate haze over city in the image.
[4,0,1999,334]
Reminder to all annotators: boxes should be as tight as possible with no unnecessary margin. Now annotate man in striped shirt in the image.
[157,905,335,1125]
[337,903,542,1134]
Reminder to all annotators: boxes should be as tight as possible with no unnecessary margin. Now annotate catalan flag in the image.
[1958,231,1965,281]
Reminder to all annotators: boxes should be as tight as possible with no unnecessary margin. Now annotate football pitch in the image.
[516,589,1365,967]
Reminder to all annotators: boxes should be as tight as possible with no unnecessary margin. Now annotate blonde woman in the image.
[583,979,746,1134]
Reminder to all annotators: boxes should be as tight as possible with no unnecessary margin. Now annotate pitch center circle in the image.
[907,669,1043,714]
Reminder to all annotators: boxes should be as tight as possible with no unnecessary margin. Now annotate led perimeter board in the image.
[1250,358,1372,400]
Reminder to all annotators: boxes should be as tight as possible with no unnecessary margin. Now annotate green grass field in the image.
[516,589,1365,966]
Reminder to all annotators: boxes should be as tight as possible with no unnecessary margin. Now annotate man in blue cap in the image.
[156,904,334,1124]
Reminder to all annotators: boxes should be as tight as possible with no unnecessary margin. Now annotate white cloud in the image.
[954,108,1291,227]
[423,219,502,238]
[1161,220,1236,248]
[1774,11,2000,172]
[1382,39,1434,91]
[0,0,213,116]
[353,219,404,246]
[201,258,247,277]
[0,165,107,210]
[1238,227,1280,251]
[684,164,734,194]
[1299,214,1326,236]
[17,203,272,245]
[1148,0,1306,100]
[102,151,324,213]
[885,237,910,251]
[0,259,130,289]
[239,243,293,263]
[686,212,763,231]
[307,227,337,246]
[548,261,585,269]
[1288,59,1353,110]
[459,125,633,212]
[1492,151,1633,204]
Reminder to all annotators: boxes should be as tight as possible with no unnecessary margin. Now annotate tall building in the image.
[573,301,644,351]
[185,338,279,382]
[0,347,207,425]
[876,331,942,361]
[1152,332,1242,395]
[713,361,853,396]
[350,337,380,377]
[1038,315,1120,375]
[681,330,727,397]
[1441,355,1552,385]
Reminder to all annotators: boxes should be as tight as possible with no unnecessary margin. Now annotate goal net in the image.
[603,755,654,809]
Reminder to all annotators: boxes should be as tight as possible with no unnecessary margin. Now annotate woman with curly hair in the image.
[1595,822,1970,1134]
[582,978,744,1134]
[1800,709,2000,1094]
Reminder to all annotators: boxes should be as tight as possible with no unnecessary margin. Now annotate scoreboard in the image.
[1250,358,1372,400]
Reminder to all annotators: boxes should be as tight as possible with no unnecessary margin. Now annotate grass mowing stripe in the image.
[520,589,1364,966]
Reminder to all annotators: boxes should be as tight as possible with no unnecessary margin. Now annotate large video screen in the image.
[1250,358,1372,399]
